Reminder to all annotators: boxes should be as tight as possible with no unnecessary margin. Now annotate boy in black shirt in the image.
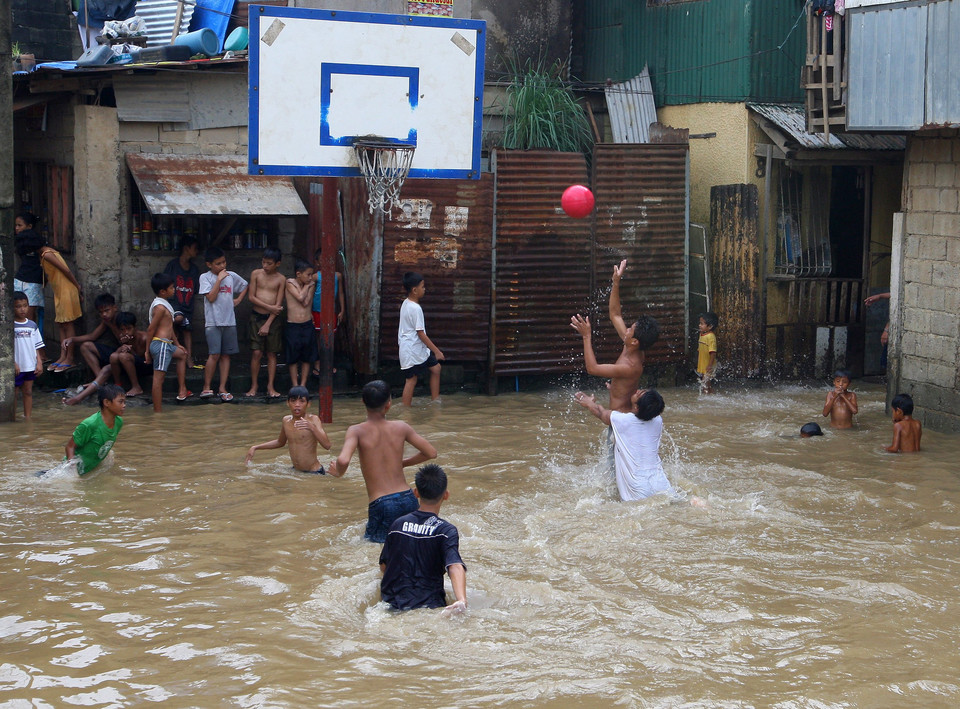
[379,464,466,613]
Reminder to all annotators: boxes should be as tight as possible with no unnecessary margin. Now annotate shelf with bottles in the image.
[130,210,279,254]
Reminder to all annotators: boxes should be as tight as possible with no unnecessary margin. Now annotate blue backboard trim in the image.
[319,63,418,146]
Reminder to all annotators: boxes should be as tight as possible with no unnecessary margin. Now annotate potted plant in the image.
[12,42,20,71]
[12,42,36,72]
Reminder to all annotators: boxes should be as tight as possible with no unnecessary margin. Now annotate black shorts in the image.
[401,352,439,380]
[286,320,319,365]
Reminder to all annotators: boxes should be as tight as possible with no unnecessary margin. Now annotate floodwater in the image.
[2,381,960,707]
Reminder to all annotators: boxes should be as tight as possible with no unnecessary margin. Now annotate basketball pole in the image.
[316,176,338,423]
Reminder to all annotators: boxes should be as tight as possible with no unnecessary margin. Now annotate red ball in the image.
[561,184,595,219]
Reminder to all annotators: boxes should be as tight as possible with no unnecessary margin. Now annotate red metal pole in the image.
[316,177,338,422]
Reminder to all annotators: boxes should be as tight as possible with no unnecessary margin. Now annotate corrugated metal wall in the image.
[847,2,960,130]
[379,175,495,364]
[492,151,592,375]
[709,184,762,378]
[579,0,804,105]
[591,144,689,367]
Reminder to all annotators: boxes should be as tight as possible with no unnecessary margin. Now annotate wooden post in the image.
[316,178,338,423]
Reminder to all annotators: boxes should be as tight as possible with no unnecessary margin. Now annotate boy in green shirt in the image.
[65,384,126,476]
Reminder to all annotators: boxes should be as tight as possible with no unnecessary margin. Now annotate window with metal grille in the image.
[775,166,832,276]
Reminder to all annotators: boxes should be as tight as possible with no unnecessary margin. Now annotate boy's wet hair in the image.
[891,393,914,416]
[98,383,125,407]
[402,271,424,293]
[263,247,282,263]
[832,369,852,380]
[361,379,391,409]
[288,386,310,401]
[415,463,447,502]
[700,312,719,330]
[179,234,199,253]
[115,311,137,328]
[12,290,28,303]
[800,422,824,437]
[94,293,116,310]
[205,246,225,263]
[294,258,313,274]
[632,315,660,350]
[635,388,665,421]
[151,272,174,295]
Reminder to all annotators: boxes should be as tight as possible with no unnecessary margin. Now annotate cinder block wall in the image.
[892,129,960,433]
[12,0,80,63]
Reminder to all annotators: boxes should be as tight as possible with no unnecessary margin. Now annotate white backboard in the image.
[249,7,485,179]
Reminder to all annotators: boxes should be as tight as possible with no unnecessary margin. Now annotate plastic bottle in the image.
[132,212,141,250]
[159,219,171,251]
[142,212,154,250]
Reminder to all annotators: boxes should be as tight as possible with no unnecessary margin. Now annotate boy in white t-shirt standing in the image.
[198,246,248,401]
[398,271,444,406]
[13,290,44,419]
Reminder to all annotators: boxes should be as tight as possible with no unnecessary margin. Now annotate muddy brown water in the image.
[2,382,959,707]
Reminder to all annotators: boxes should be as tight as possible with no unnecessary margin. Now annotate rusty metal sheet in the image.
[492,150,592,375]
[126,153,307,216]
[379,174,495,364]
[591,143,689,369]
[710,184,762,378]
[340,178,383,375]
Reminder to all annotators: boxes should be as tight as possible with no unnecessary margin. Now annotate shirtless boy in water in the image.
[570,259,660,412]
[822,369,858,429]
[885,393,922,453]
[245,386,331,473]
[326,380,437,542]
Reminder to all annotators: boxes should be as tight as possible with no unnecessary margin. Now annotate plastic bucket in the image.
[173,28,219,57]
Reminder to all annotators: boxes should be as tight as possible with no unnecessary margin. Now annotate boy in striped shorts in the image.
[145,273,190,412]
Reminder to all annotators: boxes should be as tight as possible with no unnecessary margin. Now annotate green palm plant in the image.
[501,58,594,154]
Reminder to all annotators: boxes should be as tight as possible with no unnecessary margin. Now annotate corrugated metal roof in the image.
[749,103,906,150]
[126,153,307,216]
[605,67,657,143]
[135,0,195,47]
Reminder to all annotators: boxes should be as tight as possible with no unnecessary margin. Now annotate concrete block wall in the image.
[12,0,81,63]
[892,129,960,433]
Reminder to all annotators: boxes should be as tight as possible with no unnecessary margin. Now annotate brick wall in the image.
[891,129,960,433]
[13,0,80,63]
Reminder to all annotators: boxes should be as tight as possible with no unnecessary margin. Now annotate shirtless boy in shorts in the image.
[246,247,286,398]
[822,369,859,429]
[245,386,331,473]
[326,380,438,542]
[570,260,660,413]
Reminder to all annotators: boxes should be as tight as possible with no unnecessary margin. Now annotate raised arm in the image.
[298,415,331,450]
[839,391,858,415]
[608,259,628,340]
[574,391,613,426]
[570,314,640,379]
[402,426,437,468]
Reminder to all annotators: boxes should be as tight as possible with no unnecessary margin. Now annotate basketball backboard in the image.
[249,7,485,180]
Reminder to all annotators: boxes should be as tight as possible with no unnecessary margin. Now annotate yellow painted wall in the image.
[657,103,764,228]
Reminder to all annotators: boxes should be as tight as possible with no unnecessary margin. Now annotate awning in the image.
[748,103,906,157]
[125,153,307,216]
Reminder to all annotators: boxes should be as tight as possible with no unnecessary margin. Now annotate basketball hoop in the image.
[353,138,416,216]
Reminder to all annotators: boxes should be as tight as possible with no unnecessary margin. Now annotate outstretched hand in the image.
[441,600,467,617]
[612,259,627,282]
[574,391,596,409]
[570,314,592,338]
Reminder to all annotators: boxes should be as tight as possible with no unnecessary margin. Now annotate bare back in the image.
[608,349,645,412]
[249,269,286,315]
[351,418,419,501]
[893,418,922,452]
[151,304,175,341]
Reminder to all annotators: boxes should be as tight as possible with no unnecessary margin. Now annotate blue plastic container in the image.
[173,28,219,57]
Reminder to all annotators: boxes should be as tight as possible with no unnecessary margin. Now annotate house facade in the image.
[575,0,905,379]
[805,0,960,431]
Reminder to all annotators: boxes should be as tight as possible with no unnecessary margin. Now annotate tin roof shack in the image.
[812,0,960,432]
[12,61,307,360]
[749,104,904,379]
[574,0,906,381]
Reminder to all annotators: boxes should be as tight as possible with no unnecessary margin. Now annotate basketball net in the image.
[353,139,416,217]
